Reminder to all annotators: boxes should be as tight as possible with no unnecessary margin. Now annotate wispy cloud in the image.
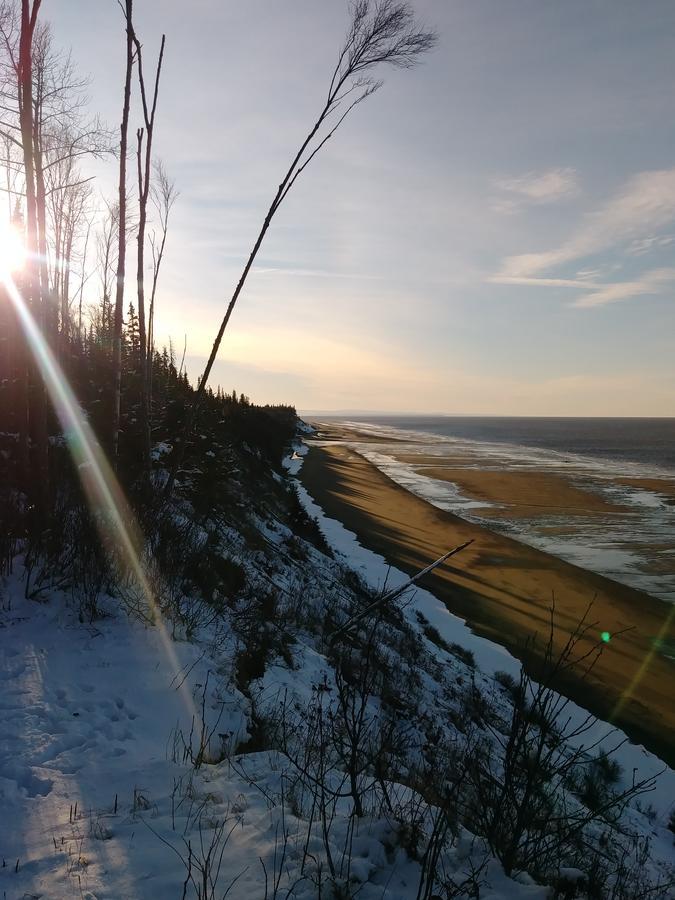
[626,234,675,256]
[493,167,579,213]
[254,266,382,280]
[491,275,598,288]
[491,168,675,307]
[573,267,675,308]
[498,168,675,278]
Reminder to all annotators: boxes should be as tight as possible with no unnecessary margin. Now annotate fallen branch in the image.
[329,539,473,642]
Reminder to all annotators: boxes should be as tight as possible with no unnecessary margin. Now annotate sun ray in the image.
[3,271,200,724]
[610,604,675,724]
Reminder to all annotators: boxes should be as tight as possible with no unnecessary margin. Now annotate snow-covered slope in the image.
[0,433,673,899]
[0,576,549,899]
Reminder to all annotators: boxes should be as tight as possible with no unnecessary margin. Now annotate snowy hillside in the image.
[0,429,673,899]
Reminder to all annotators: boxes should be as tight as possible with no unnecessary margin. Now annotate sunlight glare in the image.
[0,220,27,279]
[3,272,200,726]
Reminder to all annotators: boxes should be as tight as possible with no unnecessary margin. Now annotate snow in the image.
[293,479,521,680]
[0,430,673,897]
[282,440,308,476]
[150,440,172,461]
[0,575,479,899]
[290,448,675,820]
[0,568,552,899]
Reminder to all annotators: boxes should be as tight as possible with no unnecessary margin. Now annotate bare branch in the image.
[164,1,436,496]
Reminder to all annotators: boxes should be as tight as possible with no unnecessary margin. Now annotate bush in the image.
[415,612,452,653]
[449,642,475,668]
[459,607,658,881]
[593,752,623,786]
[494,669,518,695]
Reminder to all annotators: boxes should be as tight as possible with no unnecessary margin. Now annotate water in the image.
[313,416,675,601]
[323,416,675,474]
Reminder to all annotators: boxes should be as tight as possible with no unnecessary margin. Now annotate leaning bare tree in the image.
[164,0,436,495]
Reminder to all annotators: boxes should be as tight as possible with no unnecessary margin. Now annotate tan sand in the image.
[417,467,627,517]
[299,439,675,766]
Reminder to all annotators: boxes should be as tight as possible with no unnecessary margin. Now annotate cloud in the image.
[254,266,382,281]
[498,168,675,278]
[491,267,675,310]
[573,267,675,308]
[490,168,675,308]
[493,167,579,213]
[626,233,675,256]
[488,275,593,289]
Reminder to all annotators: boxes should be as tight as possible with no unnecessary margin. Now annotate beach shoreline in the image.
[298,427,675,767]
[308,419,675,602]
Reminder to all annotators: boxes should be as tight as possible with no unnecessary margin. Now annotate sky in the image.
[46,0,675,416]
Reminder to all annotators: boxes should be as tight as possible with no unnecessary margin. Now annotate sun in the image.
[0,220,27,279]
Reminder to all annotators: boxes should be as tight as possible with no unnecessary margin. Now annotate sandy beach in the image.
[414,467,626,518]
[299,430,675,766]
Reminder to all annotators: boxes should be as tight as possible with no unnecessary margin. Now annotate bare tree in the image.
[1,15,110,342]
[49,170,91,354]
[16,0,50,507]
[36,33,111,347]
[131,26,165,468]
[1,4,110,500]
[111,0,134,460]
[72,209,93,344]
[94,197,119,338]
[0,4,29,481]
[164,0,436,495]
[0,3,22,162]
[147,158,177,411]
[1,133,22,215]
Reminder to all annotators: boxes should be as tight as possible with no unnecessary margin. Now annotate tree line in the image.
[0,0,435,540]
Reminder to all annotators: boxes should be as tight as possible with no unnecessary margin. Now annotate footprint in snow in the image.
[2,764,54,798]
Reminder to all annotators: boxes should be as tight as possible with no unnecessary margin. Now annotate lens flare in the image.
[2,271,199,724]
[611,607,675,723]
[0,220,27,277]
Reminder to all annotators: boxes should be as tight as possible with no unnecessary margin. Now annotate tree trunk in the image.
[34,141,53,344]
[111,0,134,461]
[18,0,49,514]
[60,224,74,357]
[136,129,151,468]
[134,33,165,471]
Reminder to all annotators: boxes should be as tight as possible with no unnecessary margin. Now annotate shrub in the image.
[449,642,475,668]
[459,606,658,881]
[593,752,623,786]
[415,611,452,654]
[494,669,518,696]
